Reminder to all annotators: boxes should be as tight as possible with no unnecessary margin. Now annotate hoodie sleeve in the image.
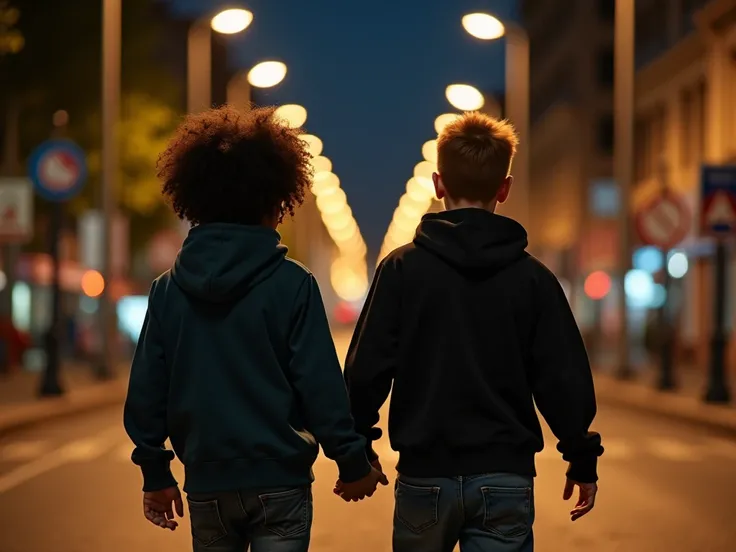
[123,285,177,492]
[529,268,604,484]
[287,274,372,484]
[344,256,400,461]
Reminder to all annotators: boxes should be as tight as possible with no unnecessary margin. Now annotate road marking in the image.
[648,438,698,461]
[0,426,120,495]
[0,441,47,461]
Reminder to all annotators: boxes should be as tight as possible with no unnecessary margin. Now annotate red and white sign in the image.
[635,190,691,249]
[0,178,33,243]
[38,150,82,192]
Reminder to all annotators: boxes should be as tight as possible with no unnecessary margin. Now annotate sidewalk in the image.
[0,361,129,435]
[593,363,736,434]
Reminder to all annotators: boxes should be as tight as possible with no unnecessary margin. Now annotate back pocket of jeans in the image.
[395,480,440,534]
[187,498,227,547]
[481,486,532,539]
[259,487,312,538]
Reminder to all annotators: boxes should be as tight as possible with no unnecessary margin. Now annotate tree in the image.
[80,92,179,248]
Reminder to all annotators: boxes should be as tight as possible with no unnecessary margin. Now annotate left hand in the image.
[144,486,184,530]
[333,459,389,499]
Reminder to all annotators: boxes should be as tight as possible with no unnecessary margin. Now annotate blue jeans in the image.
[186,487,312,552]
[393,473,534,552]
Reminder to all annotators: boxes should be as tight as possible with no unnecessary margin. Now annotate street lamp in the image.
[188,7,254,114]
[247,61,288,88]
[446,84,485,111]
[461,12,530,231]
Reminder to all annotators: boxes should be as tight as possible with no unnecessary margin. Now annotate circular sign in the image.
[27,139,88,202]
[635,190,691,250]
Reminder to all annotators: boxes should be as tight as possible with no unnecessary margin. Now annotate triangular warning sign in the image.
[706,191,736,226]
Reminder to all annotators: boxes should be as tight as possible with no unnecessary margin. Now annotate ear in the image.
[432,172,445,200]
[496,175,513,204]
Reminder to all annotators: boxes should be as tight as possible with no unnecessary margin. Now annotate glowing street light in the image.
[248,61,287,88]
[211,8,254,34]
[446,84,485,111]
[189,8,253,113]
[461,12,505,40]
[311,155,332,174]
[422,140,438,163]
[434,113,460,134]
[312,171,340,196]
[300,134,323,157]
[275,104,307,128]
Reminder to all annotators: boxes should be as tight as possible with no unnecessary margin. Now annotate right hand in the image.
[563,478,597,521]
[334,466,389,502]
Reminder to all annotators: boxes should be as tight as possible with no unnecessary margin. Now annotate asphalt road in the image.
[0,337,734,551]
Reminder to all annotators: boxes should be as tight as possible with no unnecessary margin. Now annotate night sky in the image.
[165,0,519,254]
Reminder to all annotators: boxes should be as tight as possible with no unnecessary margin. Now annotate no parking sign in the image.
[27,139,87,202]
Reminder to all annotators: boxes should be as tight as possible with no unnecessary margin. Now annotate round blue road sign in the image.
[28,139,88,202]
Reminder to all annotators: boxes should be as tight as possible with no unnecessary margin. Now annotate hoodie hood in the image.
[171,224,287,303]
[414,208,528,272]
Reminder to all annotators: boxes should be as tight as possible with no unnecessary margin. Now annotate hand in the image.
[143,486,184,530]
[333,466,389,502]
[563,478,597,521]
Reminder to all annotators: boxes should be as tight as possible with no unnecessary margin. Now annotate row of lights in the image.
[376,13,510,263]
[377,114,464,263]
[274,105,369,303]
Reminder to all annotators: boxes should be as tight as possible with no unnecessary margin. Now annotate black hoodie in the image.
[124,224,371,493]
[344,209,603,483]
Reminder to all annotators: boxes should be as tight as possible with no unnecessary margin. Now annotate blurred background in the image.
[0,1,735,551]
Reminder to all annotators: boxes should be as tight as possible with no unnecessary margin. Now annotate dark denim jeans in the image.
[393,473,534,552]
[186,486,312,552]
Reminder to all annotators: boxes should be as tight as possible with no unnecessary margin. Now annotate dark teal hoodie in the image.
[123,224,371,493]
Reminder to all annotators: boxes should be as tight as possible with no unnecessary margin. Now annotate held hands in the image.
[333,459,389,502]
[563,478,597,521]
[143,486,184,531]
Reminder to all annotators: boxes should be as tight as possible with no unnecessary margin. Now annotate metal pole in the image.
[614,0,635,379]
[226,71,252,111]
[39,114,69,397]
[658,250,676,390]
[97,0,121,380]
[705,240,731,403]
[188,19,212,114]
[503,25,530,234]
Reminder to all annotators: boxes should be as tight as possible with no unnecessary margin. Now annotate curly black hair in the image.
[157,105,313,226]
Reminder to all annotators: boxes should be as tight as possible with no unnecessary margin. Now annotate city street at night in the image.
[0,335,734,552]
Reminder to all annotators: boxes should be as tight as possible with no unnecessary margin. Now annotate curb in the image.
[0,380,128,436]
[594,374,736,435]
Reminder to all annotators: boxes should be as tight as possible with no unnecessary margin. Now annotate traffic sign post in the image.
[28,138,88,398]
[700,165,736,404]
[635,176,690,391]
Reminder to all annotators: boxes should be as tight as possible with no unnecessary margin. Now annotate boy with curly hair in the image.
[124,106,387,552]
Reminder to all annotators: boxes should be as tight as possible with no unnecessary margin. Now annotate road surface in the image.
[0,336,733,551]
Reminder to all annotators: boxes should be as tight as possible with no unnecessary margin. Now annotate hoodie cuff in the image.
[337,449,373,484]
[141,462,178,492]
[565,456,598,484]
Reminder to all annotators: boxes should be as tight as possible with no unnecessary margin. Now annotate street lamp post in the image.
[98,0,121,380]
[614,0,635,379]
[227,61,289,108]
[188,8,253,114]
[461,13,530,233]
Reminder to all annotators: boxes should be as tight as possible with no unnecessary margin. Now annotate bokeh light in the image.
[446,84,485,111]
[210,9,253,35]
[247,61,287,88]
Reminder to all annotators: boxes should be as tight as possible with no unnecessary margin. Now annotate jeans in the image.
[393,473,534,552]
[186,486,312,552]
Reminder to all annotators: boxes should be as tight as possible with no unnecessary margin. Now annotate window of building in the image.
[596,48,614,87]
[696,80,707,159]
[598,0,615,21]
[635,117,649,181]
[597,114,614,154]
